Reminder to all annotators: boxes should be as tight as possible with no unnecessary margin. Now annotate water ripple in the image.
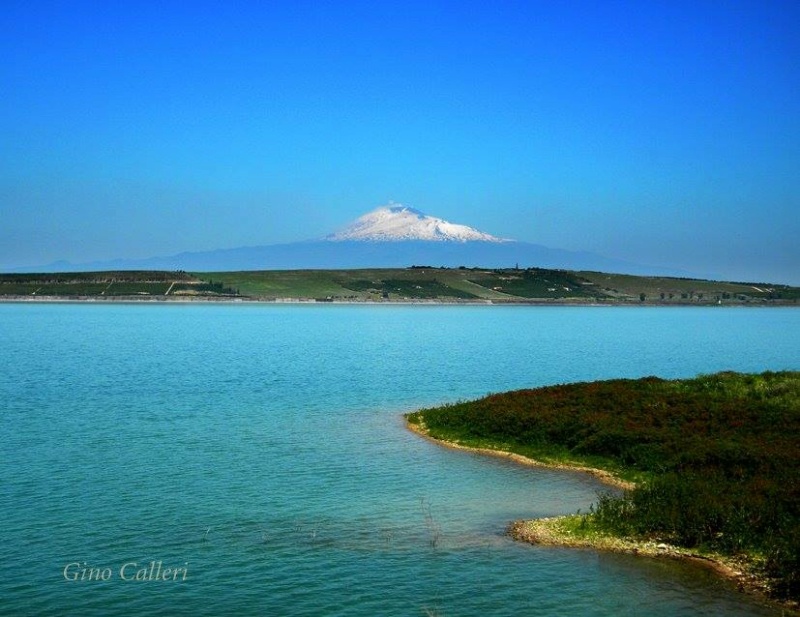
[1,304,794,616]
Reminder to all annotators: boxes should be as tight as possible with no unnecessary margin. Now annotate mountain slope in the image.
[10,203,695,278]
[23,239,688,277]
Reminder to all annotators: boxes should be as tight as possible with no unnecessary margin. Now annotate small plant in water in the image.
[420,497,442,550]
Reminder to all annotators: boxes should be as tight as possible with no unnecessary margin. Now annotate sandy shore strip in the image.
[507,517,776,604]
[405,418,798,612]
[0,295,613,306]
[4,294,783,307]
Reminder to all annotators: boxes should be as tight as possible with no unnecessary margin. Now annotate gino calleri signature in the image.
[63,561,189,582]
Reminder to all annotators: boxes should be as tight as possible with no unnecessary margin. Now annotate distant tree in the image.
[639,293,646,302]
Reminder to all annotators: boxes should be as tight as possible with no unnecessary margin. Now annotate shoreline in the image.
[0,294,795,308]
[405,419,634,490]
[405,418,798,613]
[506,517,780,607]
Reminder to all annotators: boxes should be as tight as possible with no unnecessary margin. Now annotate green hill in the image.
[2,267,798,304]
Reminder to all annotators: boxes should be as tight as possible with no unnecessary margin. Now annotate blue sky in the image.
[2,0,798,283]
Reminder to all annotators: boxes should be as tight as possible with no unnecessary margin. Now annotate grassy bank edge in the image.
[507,516,773,603]
[403,416,798,614]
[404,416,634,489]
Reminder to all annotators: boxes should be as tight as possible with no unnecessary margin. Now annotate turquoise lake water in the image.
[1,304,798,616]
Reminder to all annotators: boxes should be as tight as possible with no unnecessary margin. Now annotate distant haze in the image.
[15,205,699,279]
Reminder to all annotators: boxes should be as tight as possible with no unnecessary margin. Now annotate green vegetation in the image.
[468,268,595,299]
[171,280,238,295]
[193,269,350,299]
[1,268,798,303]
[578,271,800,303]
[0,271,238,298]
[406,371,800,603]
[102,282,172,295]
[341,278,478,299]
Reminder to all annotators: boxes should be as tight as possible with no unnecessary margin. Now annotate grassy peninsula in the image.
[2,267,799,304]
[406,371,800,607]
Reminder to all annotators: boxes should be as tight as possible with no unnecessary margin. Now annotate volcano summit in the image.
[326,204,508,243]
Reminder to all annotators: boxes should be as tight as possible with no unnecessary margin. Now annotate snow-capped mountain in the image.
[15,203,694,278]
[326,204,508,243]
